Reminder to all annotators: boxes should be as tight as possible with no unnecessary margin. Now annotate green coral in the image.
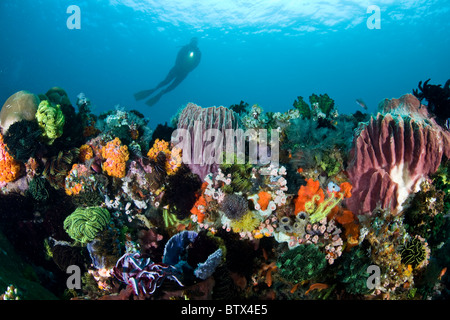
[309,93,335,117]
[403,183,449,249]
[63,206,111,244]
[336,246,373,295]
[277,244,327,284]
[27,176,50,203]
[3,120,42,162]
[35,100,65,145]
[293,96,312,119]
[431,159,450,214]
[293,93,336,119]
[314,149,343,177]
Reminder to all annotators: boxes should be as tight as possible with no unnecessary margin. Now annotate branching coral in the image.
[101,137,129,178]
[292,93,338,129]
[0,133,21,183]
[35,100,65,145]
[63,206,111,244]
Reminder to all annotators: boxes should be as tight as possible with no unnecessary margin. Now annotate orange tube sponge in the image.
[0,133,21,183]
[101,137,129,178]
[294,178,324,214]
[257,191,271,211]
[191,194,207,223]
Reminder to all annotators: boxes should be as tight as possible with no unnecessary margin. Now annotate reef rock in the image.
[347,94,450,215]
[174,102,241,180]
[0,90,39,133]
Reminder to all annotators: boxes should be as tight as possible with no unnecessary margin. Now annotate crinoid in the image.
[413,78,450,126]
[42,148,80,189]
[400,235,430,269]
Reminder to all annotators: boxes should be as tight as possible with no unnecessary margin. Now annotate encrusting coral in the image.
[0,133,21,183]
[101,137,129,178]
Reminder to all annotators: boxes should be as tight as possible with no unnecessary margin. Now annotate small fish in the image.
[356,98,368,110]
[439,267,447,280]
[305,283,329,295]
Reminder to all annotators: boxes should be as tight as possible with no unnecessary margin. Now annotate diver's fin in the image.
[145,92,163,107]
[134,89,155,101]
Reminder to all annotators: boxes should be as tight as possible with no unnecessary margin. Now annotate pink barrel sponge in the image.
[346,94,450,215]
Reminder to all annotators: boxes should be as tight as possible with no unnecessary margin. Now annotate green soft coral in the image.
[293,96,312,119]
[277,244,327,283]
[63,206,111,244]
[309,93,335,117]
[35,100,65,145]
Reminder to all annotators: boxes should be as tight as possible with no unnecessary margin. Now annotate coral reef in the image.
[1,87,449,301]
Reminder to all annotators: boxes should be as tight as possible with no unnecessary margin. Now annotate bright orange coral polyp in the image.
[0,134,21,183]
[101,137,129,178]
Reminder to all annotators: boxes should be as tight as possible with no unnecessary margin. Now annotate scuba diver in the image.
[134,37,201,107]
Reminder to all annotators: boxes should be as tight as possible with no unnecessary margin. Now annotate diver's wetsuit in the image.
[134,39,201,106]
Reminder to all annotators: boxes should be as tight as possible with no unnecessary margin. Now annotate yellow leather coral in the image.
[0,133,21,183]
[147,139,182,175]
[101,137,129,178]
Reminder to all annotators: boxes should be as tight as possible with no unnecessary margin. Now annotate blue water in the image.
[1,0,449,129]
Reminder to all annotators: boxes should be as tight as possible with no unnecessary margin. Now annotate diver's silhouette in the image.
[134,37,201,107]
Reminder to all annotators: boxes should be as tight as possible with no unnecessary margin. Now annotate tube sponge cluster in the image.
[63,206,111,244]
[35,100,65,145]
[0,133,21,183]
[101,137,129,178]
